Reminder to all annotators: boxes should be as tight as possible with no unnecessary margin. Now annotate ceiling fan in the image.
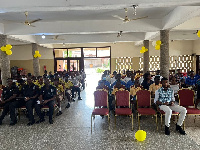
[22,11,42,27]
[49,35,65,40]
[113,6,148,23]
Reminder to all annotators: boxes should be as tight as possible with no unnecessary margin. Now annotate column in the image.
[0,35,11,85]
[32,43,40,76]
[160,30,169,79]
[143,40,149,74]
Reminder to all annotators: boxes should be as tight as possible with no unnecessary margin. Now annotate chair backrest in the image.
[94,90,108,107]
[178,89,194,107]
[136,90,151,107]
[115,90,130,107]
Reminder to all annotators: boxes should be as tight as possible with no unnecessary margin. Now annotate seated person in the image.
[96,80,109,91]
[185,71,197,88]
[149,76,162,98]
[142,72,154,90]
[36,76,45,89]
[110,71,118,85]
[130,79,141,110]
[102,77,110,89]
[180,78,187,88]
[111,74,126,89]
[37,78,57,124]
[123,71,131,84]
[175,69,183,83]
[126,74,135,90]
[54,79,64,116]
[170,76,179,100]
[64,76,74,108]
[195,69,200,81]
[22,77,41,126]
[71,75,82,100]
[0,78,18,125]
[154,77,187,135]
[151,70,163,82]
[130,79,142,100]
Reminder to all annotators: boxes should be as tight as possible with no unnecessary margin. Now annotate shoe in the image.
[56,111,62,116]
[176,124,186,135]
[27,120,35,126]
[165,126,170,135]
[36,118,45,124]
[65,103,70,109]
[49,120,53,124]
[78,97,82,100]
[10,120,17,126]
[100,115,104,119]
[72,98,75,102]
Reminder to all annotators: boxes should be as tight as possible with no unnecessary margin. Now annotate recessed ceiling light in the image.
[42,34,45,39]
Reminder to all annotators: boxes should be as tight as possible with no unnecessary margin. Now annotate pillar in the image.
[32,43,40,76]
[143,40,149,74]
[160,30,169,79]
[0,35,11,85]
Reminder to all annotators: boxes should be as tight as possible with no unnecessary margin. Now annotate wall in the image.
[10,44,54,76]
[6,40,197,75]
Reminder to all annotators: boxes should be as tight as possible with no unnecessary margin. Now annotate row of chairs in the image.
[91,88,200,132]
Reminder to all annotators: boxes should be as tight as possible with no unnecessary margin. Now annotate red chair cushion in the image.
[137,108,156,115]
[186,108,200,114]
[115,108,132,115]
[21,106,26,109]
[92,108,109,115]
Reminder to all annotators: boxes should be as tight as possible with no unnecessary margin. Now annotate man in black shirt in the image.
[22,77,39,125]
[38,78,56,124]
[0,78,18,125]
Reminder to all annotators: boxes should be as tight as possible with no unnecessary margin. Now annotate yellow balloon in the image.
[135,130,146,142]
[35,50,39,54]
[145,48,148,52]
[1,46,6,51]
[140,50,143,53]
[38,54,41,57]
[34,54,37,58]
[6,44,12,50]
[155,45,160,50]
[156,40,161,45]
[142,46,145,50]
[6,50,12,55]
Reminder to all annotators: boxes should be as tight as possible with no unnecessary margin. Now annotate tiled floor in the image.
[0,74,200,150]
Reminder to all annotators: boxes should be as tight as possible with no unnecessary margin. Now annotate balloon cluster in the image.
[1,44,13,55]
[135,130,146,142]
[34,50,41,58]
[155,40,161,50]
[140,46,148,54]
[197,30,200,38]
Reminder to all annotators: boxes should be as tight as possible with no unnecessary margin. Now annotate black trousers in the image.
[35,100,54,121]
[25,99,36,123]
[71,86,80,98]
[9,100,25,122]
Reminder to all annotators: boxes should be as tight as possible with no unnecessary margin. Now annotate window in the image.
[68,48,81,57]
[97,47,110,57]
[54,49,67,58]
[83,48,96,57]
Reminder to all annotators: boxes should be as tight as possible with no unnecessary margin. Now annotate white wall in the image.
[193,40,200,55]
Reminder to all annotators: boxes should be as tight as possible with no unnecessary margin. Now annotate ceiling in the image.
[0,0,200,47]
